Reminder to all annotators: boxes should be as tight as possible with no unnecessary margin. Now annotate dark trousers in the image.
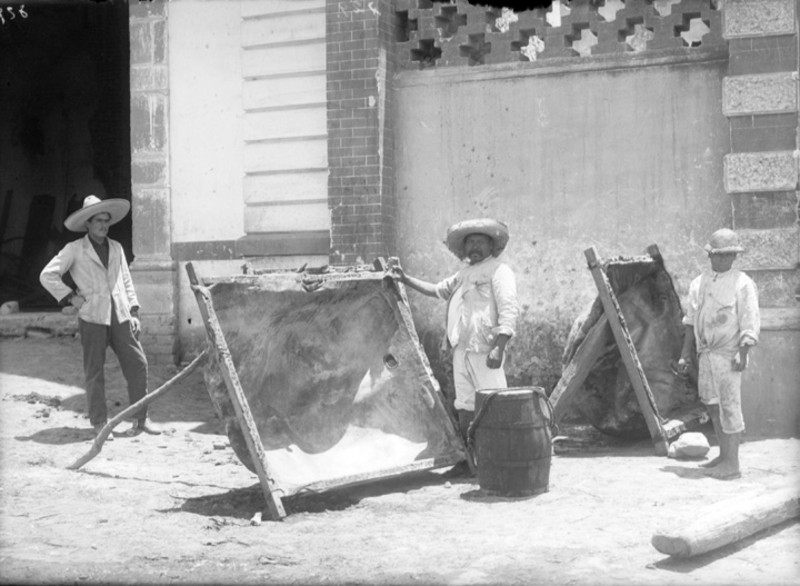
[79,312,148,426]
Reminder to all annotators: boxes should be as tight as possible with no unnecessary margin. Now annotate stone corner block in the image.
[723,72,799,117]
[737,227,799,269]
[724,151,799,193]
[723,0,797,39]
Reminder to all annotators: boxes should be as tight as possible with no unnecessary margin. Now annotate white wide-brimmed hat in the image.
[704,228,744,254]
[64,195,130,232]
[445,218,510,259]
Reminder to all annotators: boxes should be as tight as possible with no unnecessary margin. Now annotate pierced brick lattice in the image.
[395,0,724,69]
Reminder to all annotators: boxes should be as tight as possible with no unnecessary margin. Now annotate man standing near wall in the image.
[40,195,160,438]
[678,228,760,480]
[394,218,519,468]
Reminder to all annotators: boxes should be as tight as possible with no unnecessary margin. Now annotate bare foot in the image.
[698,456,722,469]
[705,463,741,480]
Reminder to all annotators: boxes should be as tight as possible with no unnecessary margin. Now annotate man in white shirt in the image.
[678,228,760,480]
[395,218,520,453]
[40,195,160,438]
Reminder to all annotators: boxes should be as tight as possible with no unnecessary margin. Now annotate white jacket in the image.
[40,235,139,326]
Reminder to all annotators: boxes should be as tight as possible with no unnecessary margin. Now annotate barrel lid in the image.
[476,387,546,398]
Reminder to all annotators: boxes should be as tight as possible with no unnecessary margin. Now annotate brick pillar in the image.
[128,0,178,365]
[326,0,397,265]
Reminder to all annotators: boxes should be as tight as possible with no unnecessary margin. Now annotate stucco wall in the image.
[169,0,244,243]
[394,58,732,391]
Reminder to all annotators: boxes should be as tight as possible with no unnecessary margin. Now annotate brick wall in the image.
[326,0,397,265]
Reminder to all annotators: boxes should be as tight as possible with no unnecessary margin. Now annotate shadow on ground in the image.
[174,471,449,520]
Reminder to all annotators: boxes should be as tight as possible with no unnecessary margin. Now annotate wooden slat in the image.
[242,41,325,78]
[550,314,610,424]
[244,169,327,204]
[584,246,669,456]
[244,106,326,142]
[185,263,286,521]
[241,10,325,47]
[244,201,330,232]
[243,136,327,174]
[243,73,326,111]
[241,0,324,19]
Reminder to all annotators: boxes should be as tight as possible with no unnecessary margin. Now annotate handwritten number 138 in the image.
[0,5,29,25]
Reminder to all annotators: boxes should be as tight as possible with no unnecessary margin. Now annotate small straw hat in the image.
[704,228,744,254]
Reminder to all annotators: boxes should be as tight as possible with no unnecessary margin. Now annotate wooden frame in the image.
[185,261,466,518]
[551,244,697,456]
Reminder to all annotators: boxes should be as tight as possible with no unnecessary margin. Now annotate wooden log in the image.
[66,349,208,470]
[550,313,610,425]
[652,480,800,558]
[186,262,287,521]
[584,246,669,456]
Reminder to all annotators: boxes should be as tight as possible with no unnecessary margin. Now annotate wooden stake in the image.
[652,479,800,558]
[584,247,669,456]
[66,349,208,471]
[186,262,286,521]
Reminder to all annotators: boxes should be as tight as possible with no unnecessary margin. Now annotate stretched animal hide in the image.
[562,259,699,438]
[200,272,466,496]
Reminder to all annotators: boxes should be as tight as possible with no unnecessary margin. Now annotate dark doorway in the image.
[0,0,131,309]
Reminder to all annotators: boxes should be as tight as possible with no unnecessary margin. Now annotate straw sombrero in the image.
[64,195,130,232]
[704,228,744,254]
[445,218,510,259]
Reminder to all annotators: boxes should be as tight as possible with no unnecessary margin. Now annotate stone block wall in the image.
[722,0,799,308]
[128,0,178,365]
[721,0,799,436]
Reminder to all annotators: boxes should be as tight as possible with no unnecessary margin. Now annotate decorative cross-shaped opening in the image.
[512,28,545,62]
[674,13,710,47]
[618,16,654,52]
[597,0,626,22]
[410,38,442,68]
[652,0,681,17]
[567,24,598,57]
[459,33,492,66]
[395,10,418,43]
[485,6,503,32]
[489,7,518,34]
[435,4,466,40]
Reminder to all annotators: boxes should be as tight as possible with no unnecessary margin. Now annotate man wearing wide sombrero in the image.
[40,195,160,437]
[677,228,759,480]
[396,218,519,464]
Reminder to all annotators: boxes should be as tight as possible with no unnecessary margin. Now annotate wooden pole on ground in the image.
[652,479,800,557]
[186,262,286,521]
[66,349,208,470]
[584,246,669,456]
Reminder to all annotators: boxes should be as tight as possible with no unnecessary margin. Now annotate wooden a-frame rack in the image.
[550,244,690,457]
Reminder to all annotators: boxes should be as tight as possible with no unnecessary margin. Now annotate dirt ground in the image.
[0,335,798,586]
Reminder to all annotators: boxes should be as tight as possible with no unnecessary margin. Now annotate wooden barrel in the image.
[471,387,554,497]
